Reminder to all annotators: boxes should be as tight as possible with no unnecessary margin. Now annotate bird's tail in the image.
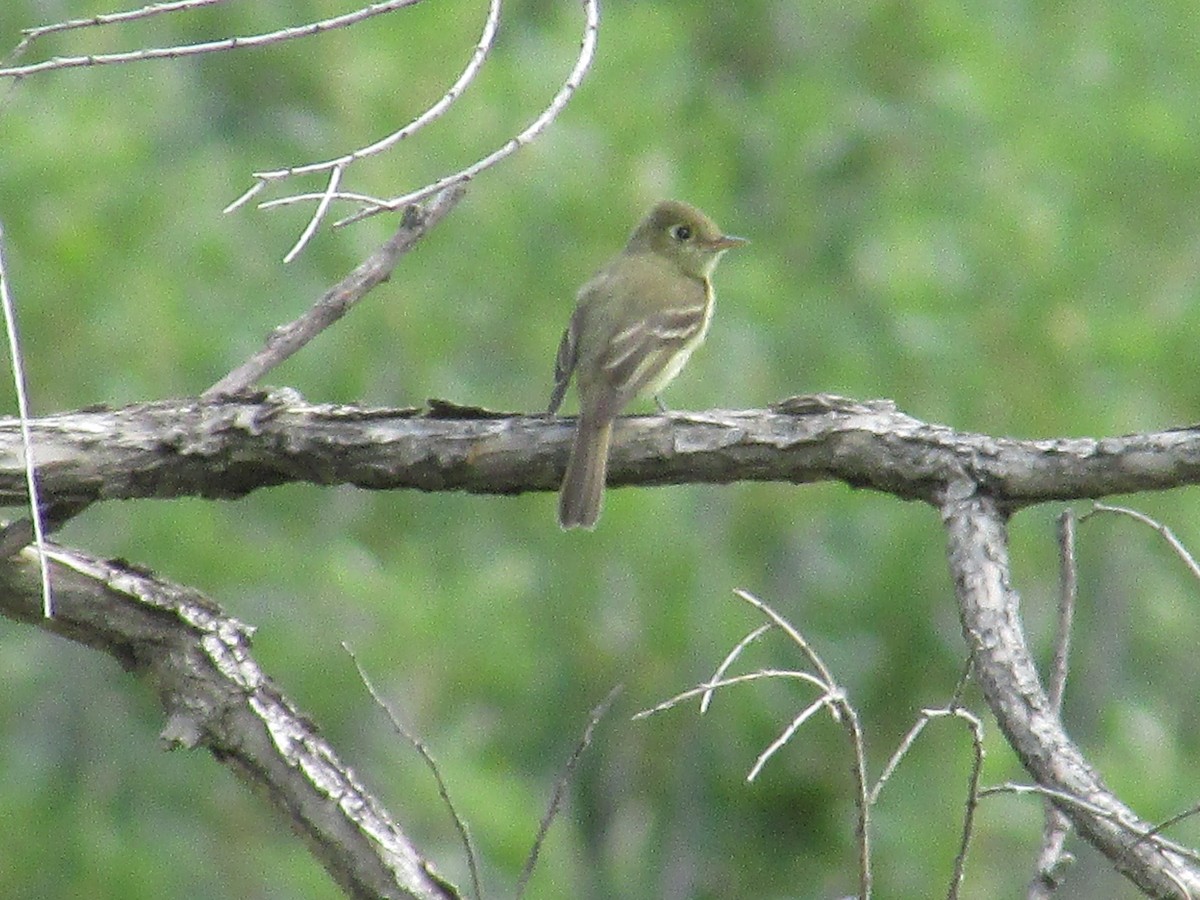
[558,416,613,530]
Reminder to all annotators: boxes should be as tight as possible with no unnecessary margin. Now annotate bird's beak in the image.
[709,234,748,251]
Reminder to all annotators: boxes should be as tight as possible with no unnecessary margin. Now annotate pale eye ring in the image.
[670,224,692,241]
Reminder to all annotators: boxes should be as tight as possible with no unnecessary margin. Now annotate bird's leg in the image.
[654,395,669,413]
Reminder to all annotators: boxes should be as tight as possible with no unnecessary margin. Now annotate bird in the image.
[548,200,745,529]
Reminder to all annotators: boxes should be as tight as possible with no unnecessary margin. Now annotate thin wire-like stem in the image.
[239,0,502,186]
[324,0,600,228]
[747,694,833,782]
[204,184,465,397]
[235,0,502,260]
[868,703,986,900]
[946,708,985,900]
[282,163,341,263]
[700,622,772,714]
[1026,510,1081,899]
[982,783,1200,866]
[1083,502,1200,582]
[343,642,483,900]
[516,685,621,900]
[948,655,973,710]
[730,590,871,899]
[23,0,225,39]
[1139,803,1200,846]
[633,669,830,720]
[844,696,871,900]
[732,589,839,691]
[1,1,425,77]
[0,222,52,617]
[1049,509,1077,710]
[871,715,931,807]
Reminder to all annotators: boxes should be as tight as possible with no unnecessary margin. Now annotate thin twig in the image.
[732,589,840,691]
[871,714,931,807]
[946,708,985,900]
[283,163,342,263]
[948,655,973,710]
[516,684,621,900]
[637,589,873,896]
[27,0,223,37]
[315,0,600,229]
[746,693,836,782]
[1138,803,1200,846]
[843,703,871,900]
[0,221,52,617]
[1,1,423,78]
[1083,502,1200,582]
[633,669,830,721]
[8,0,225,62]
[700,622,772,713]
[731,590,871,899]
[982,783,1200,865]
[203,184,465,398]
[1026,510,1081,899]
[1049,509,1077,711]
[867,701,987,898]
[344,642,482,900]
[226,0,500,235]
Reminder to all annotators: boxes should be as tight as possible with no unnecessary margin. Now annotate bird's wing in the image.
[548,315,578,415]
[594,257,708,408]
[599,302,708,403]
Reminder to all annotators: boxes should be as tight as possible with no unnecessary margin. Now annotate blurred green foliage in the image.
[1,1,1199,897]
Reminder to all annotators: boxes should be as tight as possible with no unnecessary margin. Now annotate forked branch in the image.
[944,490,1200,898]
[0,543,459,900]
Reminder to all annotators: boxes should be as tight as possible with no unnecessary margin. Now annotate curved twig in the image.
[1,1,424,77]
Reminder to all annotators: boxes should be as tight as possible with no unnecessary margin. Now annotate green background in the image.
[2,1,1200,897]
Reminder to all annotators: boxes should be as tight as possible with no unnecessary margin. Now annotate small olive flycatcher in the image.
[548,200,745,529]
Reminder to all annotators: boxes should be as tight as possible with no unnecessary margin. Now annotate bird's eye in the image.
[670,224,692,241]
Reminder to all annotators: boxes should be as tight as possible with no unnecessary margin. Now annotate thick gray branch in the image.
[0,393,1198,510]
[5,391,1200,896]
[943,490,1200,899]
[0,545,459,900]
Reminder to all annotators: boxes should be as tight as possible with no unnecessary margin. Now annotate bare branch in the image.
[1025,510,1081,899]
[516,685,621,900]
[1,1,424,78]
[225,0,501,247]
[1141,804,1200,850]
[0,543,459,900]
[1083,502,1200,583]
[632,669,831,720]
[944,490,1200,897]
[867,704,985,899]
[746,694,833,782]
[699,622,772,714]
[982,784,1200,865]
[13,0,225,49]
[285,163,344,263]
[327,0,600,229]
[732,589,841,689]
[346,644,482,900]
[642,592,872,899]
[1049,509,1078,712]
[203,184,465,398]
[948,708,986,900]
[6,395,1200,514]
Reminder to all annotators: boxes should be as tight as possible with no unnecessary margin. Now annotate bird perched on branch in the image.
[548,200,745,529]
